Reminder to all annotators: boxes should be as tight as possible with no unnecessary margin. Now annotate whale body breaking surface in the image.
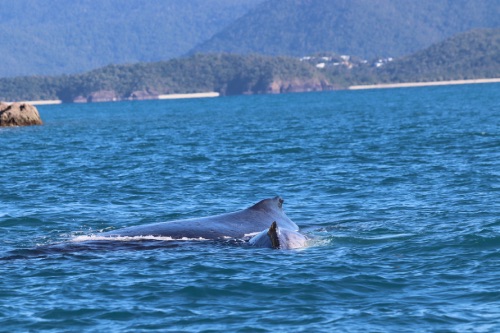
[97,196,307,249]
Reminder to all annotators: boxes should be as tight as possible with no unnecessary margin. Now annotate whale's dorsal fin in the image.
[267,221,280,249]
[250,196,284,211]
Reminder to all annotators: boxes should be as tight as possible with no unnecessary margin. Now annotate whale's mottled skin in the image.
[100,196,299,241]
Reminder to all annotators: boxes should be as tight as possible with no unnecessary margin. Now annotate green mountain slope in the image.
[374,28,500,83]
[0,0,263,77]
[313,28,500,86]
[191,0,500,59]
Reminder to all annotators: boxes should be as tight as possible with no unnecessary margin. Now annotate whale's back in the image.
[100,196,298,239]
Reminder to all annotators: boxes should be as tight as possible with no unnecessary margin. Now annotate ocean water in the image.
[1,84,499,332]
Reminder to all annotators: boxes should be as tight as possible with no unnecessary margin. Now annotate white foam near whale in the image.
[71,235,211,243]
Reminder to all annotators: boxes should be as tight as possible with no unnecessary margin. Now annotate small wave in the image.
[269,147,305,154]
[71,235,210,242]
[0,216,44,227]
[306,237,332,248]
[319,233,415,246]
[361,233,414,240]
[0,212,11,218]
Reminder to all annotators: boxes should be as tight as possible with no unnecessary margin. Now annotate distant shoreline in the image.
[10,92,221,105]
[5,100,63,106]
[348,78,500,90]
[7,79,500,106]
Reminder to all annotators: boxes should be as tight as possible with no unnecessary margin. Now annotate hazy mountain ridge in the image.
[1,0,498,79]
[0,0,263,77]
[192,0,500,59]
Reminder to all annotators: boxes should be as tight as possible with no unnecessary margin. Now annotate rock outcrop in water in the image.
[267,78,332,94]
[0,102,43,127]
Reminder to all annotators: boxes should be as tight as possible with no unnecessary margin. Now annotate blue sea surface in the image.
[1,84,499,332]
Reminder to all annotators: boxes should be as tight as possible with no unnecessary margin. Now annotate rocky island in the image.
[0,102,43,127]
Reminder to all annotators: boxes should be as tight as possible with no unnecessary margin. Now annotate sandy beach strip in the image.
[5,100,63,105]
[158,92,220,100]
[29,100,63,105]
[348,78,500,90]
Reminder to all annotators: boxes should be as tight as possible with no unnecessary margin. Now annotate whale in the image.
[98,196,307,249]
[0,197,308,260]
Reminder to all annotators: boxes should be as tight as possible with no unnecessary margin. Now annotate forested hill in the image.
[313,28,500,86]
[0,0,263,77]
[0,54,329,103]
[191,0,500,59]
[373,29,500,83]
